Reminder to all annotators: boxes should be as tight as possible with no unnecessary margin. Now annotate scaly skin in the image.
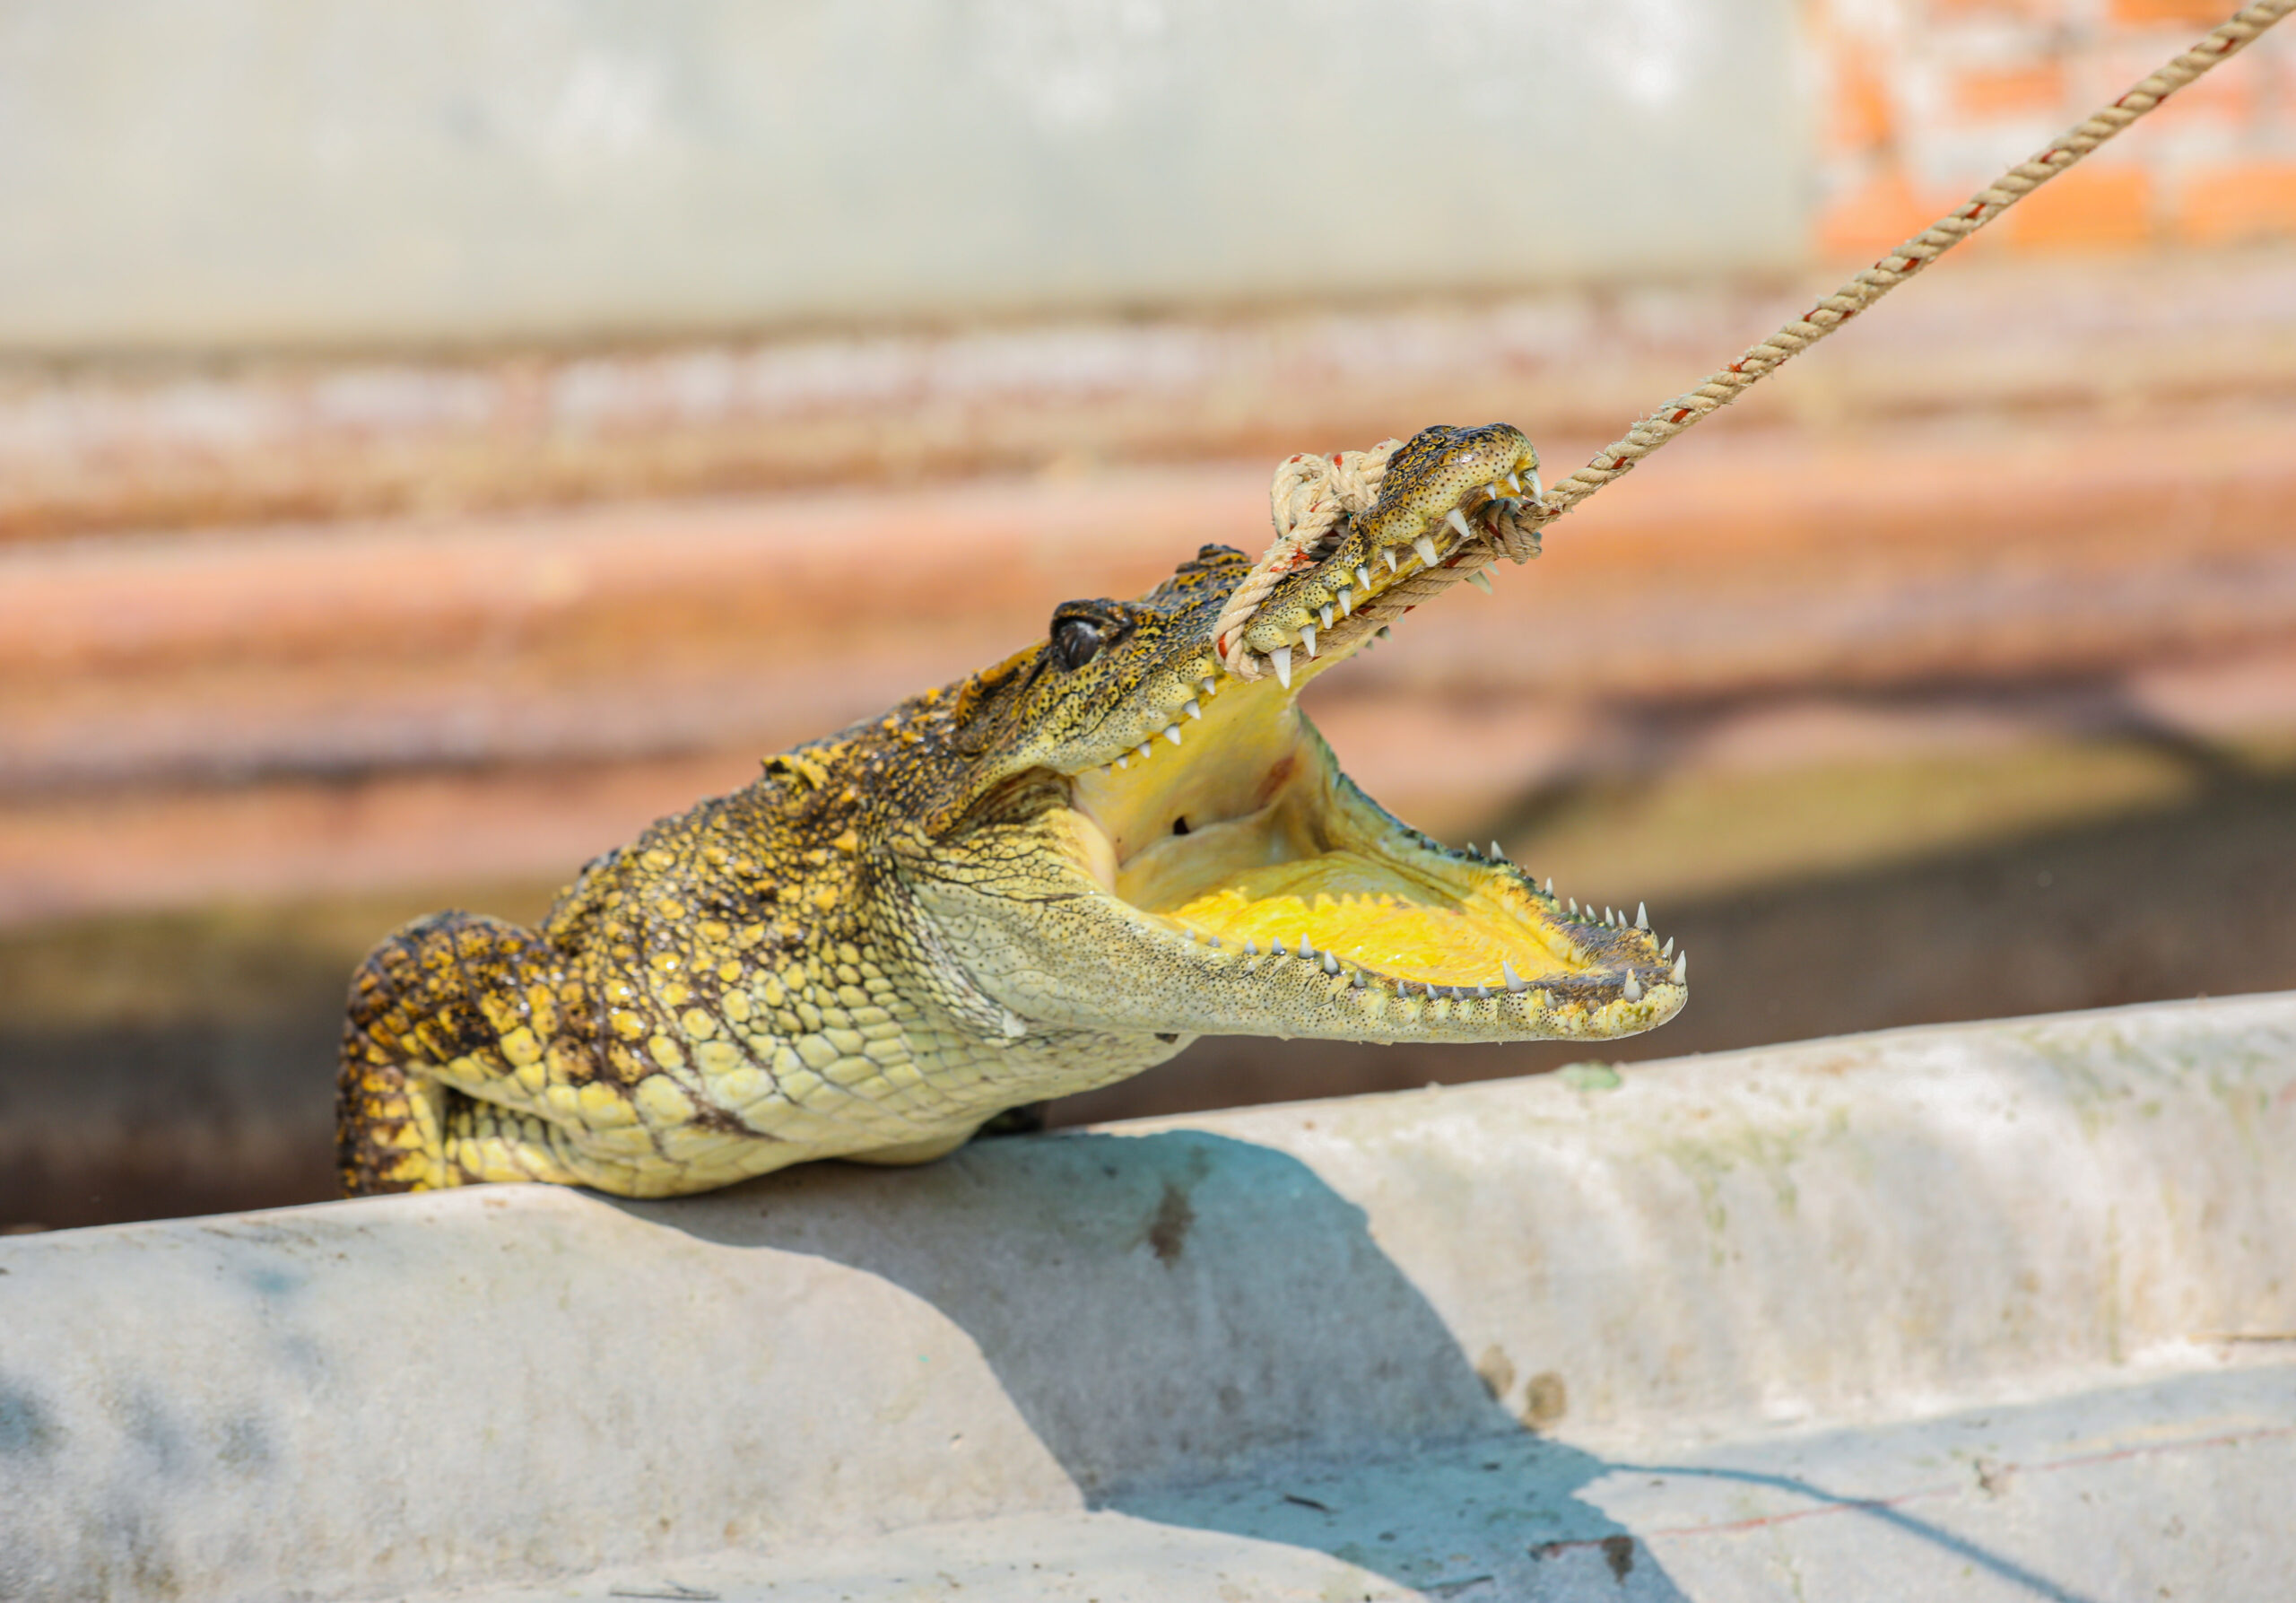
[339,424,1686,1198]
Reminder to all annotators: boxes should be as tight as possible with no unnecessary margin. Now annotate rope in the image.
[1214,0,2293,675]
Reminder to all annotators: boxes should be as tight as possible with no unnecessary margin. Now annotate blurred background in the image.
[3,0,2292,1230]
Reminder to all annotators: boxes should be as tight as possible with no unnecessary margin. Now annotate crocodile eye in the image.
[1052,616,1105,670]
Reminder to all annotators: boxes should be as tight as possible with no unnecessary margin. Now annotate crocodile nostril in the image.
[1172,816,1191,836]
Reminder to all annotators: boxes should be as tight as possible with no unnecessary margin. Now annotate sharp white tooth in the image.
[1271,938,1286,956]
[1446,509,1473,541]
[1486,482,1504,500]
[1184,928,1196,942]
[1117,755,1129,770]
[1376,625,1391,640]
[1673,952,1687,982]
[1298,933,1314,957]
[1635,902,1650,930]
[1271,646,1293,687]
[1102,763,1115,777]
[1338,589,1353,615]
[1323,952,1340,975]
[1163,724,1182,745]
[1661,936,1674,958]
[1138,742,1153,760]
[1606,907,1618,927]
[1385,550,1400,573]
[1465,841,1482,858]
[1622,975,1643,1002]
[1208,936,1222,948]
[1299,624,1317,658]
[1184,698,1203,720]
[1201,677,1217,695]
[1361,634,1377,650]
[1544,877,1554,893]
[1467,570,1493,594]
[1491,842,1504,860]
[1352,968,1365,989]
[1507,471,1523,493]
[1413,536,1441,568]
[1356,564,1372,589]
[1568,897,1578,915]
[1526,470,1544,502]
[1319,605,1335,629]
[1244,939,1257,954]
[1502,959,1528,993]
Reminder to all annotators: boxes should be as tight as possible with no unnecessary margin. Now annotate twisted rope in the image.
[1215,0,2292,669]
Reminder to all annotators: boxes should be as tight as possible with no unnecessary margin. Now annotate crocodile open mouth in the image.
[1049,424,1683,1039]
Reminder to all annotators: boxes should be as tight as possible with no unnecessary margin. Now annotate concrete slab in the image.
[4,994,2293,1600]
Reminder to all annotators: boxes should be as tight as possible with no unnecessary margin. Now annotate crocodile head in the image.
[887,423,1683,1049]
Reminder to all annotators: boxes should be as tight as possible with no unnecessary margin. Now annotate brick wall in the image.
[1813,0,2296,257]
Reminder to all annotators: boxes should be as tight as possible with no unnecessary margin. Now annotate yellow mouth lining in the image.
[1070,678,1599,990]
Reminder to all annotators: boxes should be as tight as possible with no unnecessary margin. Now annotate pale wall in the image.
[0,0,1806,352]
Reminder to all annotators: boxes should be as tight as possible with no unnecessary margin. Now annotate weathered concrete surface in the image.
[3,994,2292,1600]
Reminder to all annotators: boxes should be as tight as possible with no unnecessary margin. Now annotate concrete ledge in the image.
[4,995,2294,1600]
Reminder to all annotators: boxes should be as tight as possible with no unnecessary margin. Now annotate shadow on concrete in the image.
[640,1129,2092,1600]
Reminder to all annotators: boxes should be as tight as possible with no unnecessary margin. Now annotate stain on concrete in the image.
[1601,1534,1636,1581]
[1474,1346,1516,1403]
[0,1378,60,1458]
[1523,1371,1569,1430]
[1145,1180,1195,1265]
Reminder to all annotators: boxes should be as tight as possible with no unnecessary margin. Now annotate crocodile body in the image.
[339,425,1685,1198]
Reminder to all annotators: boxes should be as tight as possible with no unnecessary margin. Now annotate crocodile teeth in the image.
[1297,933,1315,957]
[1200,677,1217,696]
[1507,471,1523,493]
[1319,605,1335,629]
[1351,968,1365,989]
[1526,470,1545,501]
[1270,646,1293,687]
[1338,589,1353,615]
[1546,877,1554,894]
[1243,939,1258,954]
[1184,698,1202,720]
[1605,907,1617,927]
[1271,938,1287,956]
[1138,743,1153,760]
[1207,936,1222,948]
[1660,936,1674,958]
[1356,564,1372,589]
[1568,897,1578,915]
[1323,951,1340,975]
[1183,928,1196,942]
[1502,959,1528,993]
[1490,842,1504,859]
[1635,902,1650,930]
[1673,952,1687,982]
[1299,624,1317,658]
[1163,724,1182,745]
[1476,984,1491,998]
[1447,509,1474,541]
[1485,482,1504,500]
[1385,550,1400,573]
[1377,625,1391,640]
[1465,841,1483,858]
[1117,756,1129,770]
[1360,634,1376,651]
[1413,536,1441,568]
[1467,570,1493,594]
[1622,975,1643,1002]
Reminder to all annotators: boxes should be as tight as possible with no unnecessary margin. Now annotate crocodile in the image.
[337,423,1685,1198]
